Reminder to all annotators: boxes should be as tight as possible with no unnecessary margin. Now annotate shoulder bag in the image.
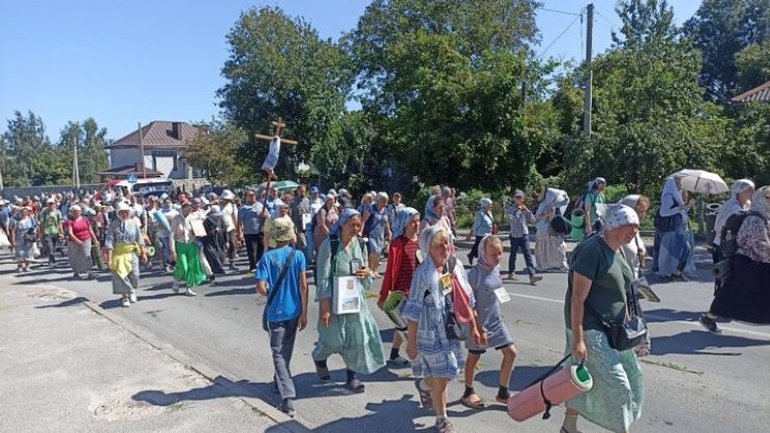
[262,247,298,331]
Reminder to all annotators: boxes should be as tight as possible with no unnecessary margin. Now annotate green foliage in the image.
[186,120,250,187]
[218,6,353,180]
[735,40,770,93]
[349,0,549,191]
[683,0,770,101]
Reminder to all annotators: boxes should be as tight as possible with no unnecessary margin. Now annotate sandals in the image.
[495,395,510,405]
[346,378,366,393]
[460,393,486,409]
[414,379,433,409]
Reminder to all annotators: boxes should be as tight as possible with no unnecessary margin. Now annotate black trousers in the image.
[244,233,264,271]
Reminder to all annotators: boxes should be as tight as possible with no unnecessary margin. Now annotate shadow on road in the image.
[205,287,256,297]
[34,296,87,309]
[475,365,555,392]
[651,330,770,356]
[644,308,700,324]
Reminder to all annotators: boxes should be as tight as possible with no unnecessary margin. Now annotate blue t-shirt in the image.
[238,203,264,235]
[255,246,307,323]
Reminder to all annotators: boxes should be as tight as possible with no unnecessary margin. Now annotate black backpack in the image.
[720,211,766,258]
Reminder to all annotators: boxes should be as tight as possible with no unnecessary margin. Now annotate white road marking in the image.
[509,293,770,340]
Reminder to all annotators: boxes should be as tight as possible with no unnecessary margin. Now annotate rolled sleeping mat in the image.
[570,209,586,241]
[508,362,593,422]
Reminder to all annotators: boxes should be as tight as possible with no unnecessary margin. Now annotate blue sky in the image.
[0,0,700,142]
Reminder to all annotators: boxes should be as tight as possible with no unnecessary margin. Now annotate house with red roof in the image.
[98,121,202,181]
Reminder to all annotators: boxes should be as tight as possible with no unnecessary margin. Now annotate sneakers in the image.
[345,378,366,393]
[185,288,197,297]
[435,418,455,433]
[121,297,130,308]
[172,280,180,294]
[507,273,519,281]
[129,293,138,303]
[530,275,543,286]
[280,398,296,417]
[387,355,410,368]
[698,314,721,333]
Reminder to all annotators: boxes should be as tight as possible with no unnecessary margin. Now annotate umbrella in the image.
[256,180,300,194]
[671,169,729,195]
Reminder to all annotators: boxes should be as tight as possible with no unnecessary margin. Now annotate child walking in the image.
[461,236,518,408]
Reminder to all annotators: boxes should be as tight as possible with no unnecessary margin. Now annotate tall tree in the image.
[683,0,770,101]
[80,118,109,184]
[2,111,56,186]
[735,40,770,93]
[186,120,250,187]
[349,0,548,190]
[218,6,353,180]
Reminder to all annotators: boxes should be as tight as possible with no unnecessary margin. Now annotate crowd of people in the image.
[1,174,769,433]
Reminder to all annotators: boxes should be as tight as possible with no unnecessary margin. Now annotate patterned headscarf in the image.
[477,235,498,272]
[601,204,640,231]
[479,198,492,209]
[330,208,360,237]
[751,186,770,219]
[392,207,419,239]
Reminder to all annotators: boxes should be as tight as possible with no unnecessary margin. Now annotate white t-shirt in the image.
[223,202,236,233]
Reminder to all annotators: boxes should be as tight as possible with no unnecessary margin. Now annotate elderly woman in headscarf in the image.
[312,208,385,393]
[711,179,755,264]
[362,192,392,278]
[534,187,570,272]
[377,207,421,368]
[66,204,99,280]
[404,226,482,433]
[654,175,694,281]
[8,206,37,272]
[105,202,147,307]
[420,196,453,234]
[700,185,770,333]
[466,198,495,266]
[562,204,644,433]
[313,193,338,255]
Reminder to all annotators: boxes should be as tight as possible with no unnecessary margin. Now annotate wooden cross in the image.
[254,117,298,145]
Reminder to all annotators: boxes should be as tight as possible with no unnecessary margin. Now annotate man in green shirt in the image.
[38,199,63,267]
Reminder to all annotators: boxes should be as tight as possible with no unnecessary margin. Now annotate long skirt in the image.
[535,230,567,271]
[174,242,208,288]
[111,254,139,295]
[15,237,34,261]
[565,329,643,433]
[655,228,691,278]
[710,254,770,324]
[68,239,92,274]
[201,236,226,275]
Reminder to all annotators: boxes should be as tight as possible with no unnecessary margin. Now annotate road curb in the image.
[81,300,313,433]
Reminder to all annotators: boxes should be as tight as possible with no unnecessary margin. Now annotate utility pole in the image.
[72,135,81,190]
[583,3,594,135]
[138,122,146,178]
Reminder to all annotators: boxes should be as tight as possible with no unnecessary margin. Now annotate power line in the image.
[596,10,620,30]
[539,7,582,17]
[538,7,586,58]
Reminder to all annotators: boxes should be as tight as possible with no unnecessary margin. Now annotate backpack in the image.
[720,211,766,259]
[572,192,589,213]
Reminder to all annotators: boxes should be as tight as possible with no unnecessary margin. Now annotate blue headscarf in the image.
[330,208,360,237]
[392,207,419,238]
[424,195,438,220]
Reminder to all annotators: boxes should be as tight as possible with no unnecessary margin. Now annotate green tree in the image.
[2,111,57,186]
[218,6,353,180]
[186,120,250,187]
[80,118,109,184]
[683,0,770,101]
[735,40,770,93]
[349,0,548,190]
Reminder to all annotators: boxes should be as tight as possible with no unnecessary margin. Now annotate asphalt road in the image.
[2,244,769,433]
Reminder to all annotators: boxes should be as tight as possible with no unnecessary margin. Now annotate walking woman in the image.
[67,205,98,279]
[105,202,147,307]
[562,204,643,433]
[534,187,570,272]
[654,175,693,280]
[700,185,770,333]
[404,226,483,433]
[377,207,421,367]
[313,193,338,255]
[169,202,207,296]
[8,206,37,272]
[711,179,755,265]
[467,198,494,266]
[362,192,392,277]
[583,177,607,235]
[420,196,453,234]
[313,208,385,392]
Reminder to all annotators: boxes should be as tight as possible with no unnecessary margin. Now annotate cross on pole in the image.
[254,117,299,206]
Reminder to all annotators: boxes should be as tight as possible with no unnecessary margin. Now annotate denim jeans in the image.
[509,236,536,276]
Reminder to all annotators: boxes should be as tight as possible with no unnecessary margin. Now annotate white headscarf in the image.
[660,176,683,206]
[714,179,756,242]
[535,188,569,217]
[601,204,640,231]
[419,225,449,262]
